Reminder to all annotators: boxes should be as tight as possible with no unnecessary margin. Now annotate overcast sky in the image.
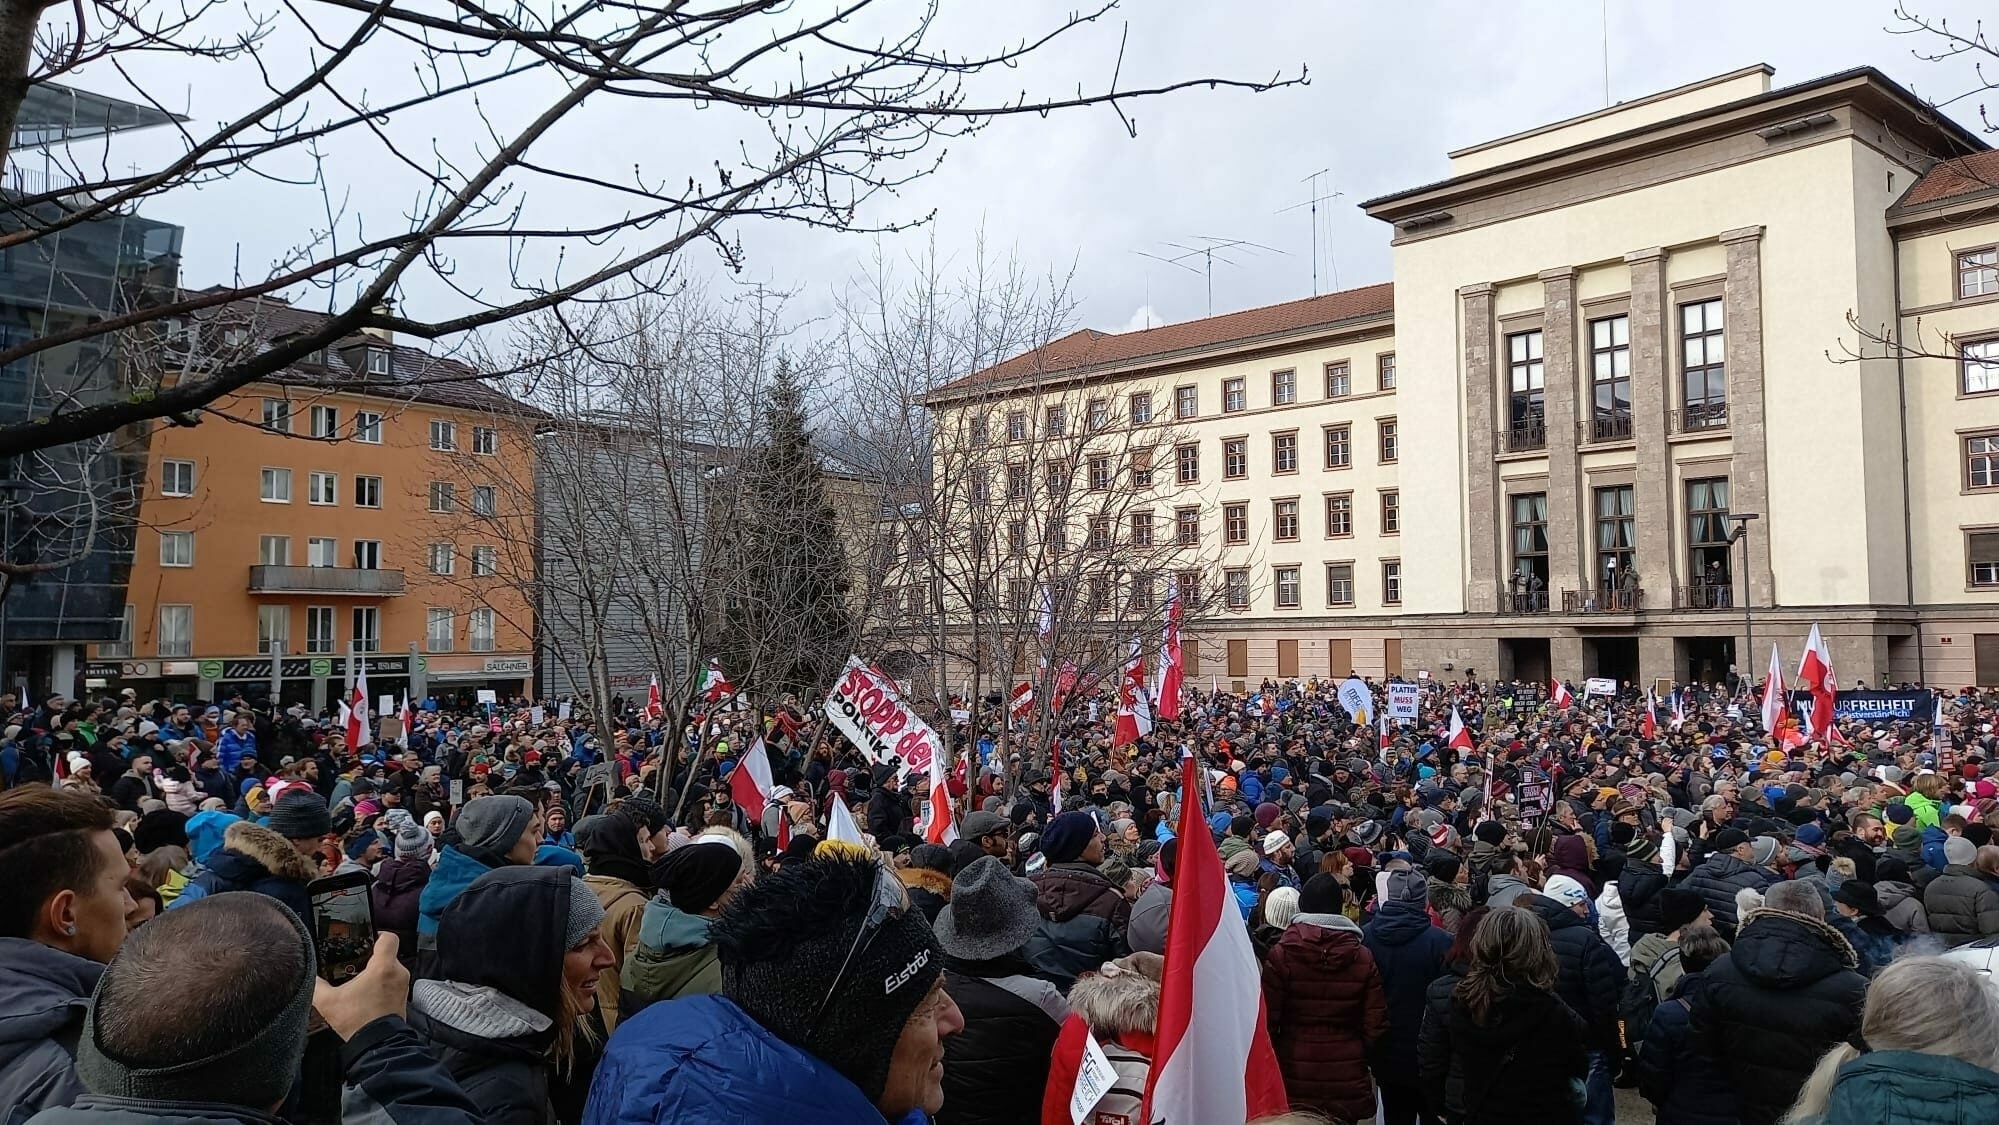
[73,0,1998,355]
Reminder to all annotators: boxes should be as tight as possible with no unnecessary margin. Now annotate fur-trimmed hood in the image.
[218,819,318,883]
[1733,906,1859,985]
[898,866,953,900]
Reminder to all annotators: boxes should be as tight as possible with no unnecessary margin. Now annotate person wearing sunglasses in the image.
[586,851,964,1125]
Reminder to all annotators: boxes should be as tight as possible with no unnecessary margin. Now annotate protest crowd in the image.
[6,636,1999,1125]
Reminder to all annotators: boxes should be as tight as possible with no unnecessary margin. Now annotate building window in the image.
[352,607,381,653]
[1381,490,1400,534]
[1130,448,1153,488]
[307,537,338,567]
[260,467,292,503]
[1224,502,1248,545]
[1005,519,1026,556]
[1225,568,1250,609]
[1971,434,1999,488]
[469,607,497,651]
[355,411,382,443]
[429,481,456,512]
[429,543,455,575]
[301,606,334,654]
[1324,361,1350,398]
[1175,569,1204,609]
[258,535,291,565]
[101,604,134,657]
[1084,399,1109,433]
[430,419,457,451]
[258,606,289,655]
[1963,339,1999,395]
[1129,391,1153,425]
[366,348,391,376]
[1006,464,1028,500]
[1274,566,1301,608]
[1378,418,1399,463]
[1271,368,1297,405]
[1044,460,1071,496]
[159,530,194,568]
[160,459,194,497]
[353,540,382,569]
[1088,515,1112,551]
[261,398,291,433]
[1176,506,1201,546]
[1687,477,1733,591]
[1175,443,1200,484]
[1222,377,1246,413]
[1382,559,1403,605]
[426,607,455,652]
[1377,353,1396,390]
[1506,329,1545,448]
[1681,298,1727,427]
[1590,315,1632,441]
[1087,456,1112,492]
[1325,425,1351,469]
[968,415,990,446]
[1175,385,1198,419]
[1272,432,1298,474]
[310,404,339,439]
[1128,572,1154,612]
[472,485,496,516]
[1045,404,1067,436]
[1961,249,1999,299]
[1595,485,1636,589]
[156,604,192,657]
[1970,530,1999,586]
[1130,511,1154,546]
[355,475,382,508]
[309,470,338,506]
[1273,498,1299,541]
[1007,411,1028,442]
[1510,492,1550,597]
[1327,492,1353,537]
[472,546,497,576]
[1326,562,1355,606]
[472,426,497,455]
[1223,438,1247,480]
[967,470,990,507]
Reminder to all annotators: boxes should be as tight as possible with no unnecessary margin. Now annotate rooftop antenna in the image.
[1276,168,1343,296]
[1134,236,1287,317]
[1601,0,1611,107]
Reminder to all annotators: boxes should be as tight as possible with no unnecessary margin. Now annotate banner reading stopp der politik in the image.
[823,656,939,778]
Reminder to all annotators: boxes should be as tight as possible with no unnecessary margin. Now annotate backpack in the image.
[1617,946,1680,1052]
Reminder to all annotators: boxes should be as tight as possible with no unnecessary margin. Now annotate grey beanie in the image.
[1750,835,1781,867]
[455,795,536,855]
[394,818,433,860]
[265,790,330,840]
[565,877,606,949]
[1945,835,1978,866]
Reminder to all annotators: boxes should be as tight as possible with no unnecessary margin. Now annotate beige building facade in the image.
[935,64,1999,688]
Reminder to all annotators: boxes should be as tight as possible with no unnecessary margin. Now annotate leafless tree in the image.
[0,0,1304,462]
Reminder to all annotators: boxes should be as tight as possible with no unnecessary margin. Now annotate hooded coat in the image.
[898,867,952,924]
[1689,908,1867,1125]
[1024,863,1129,989]
[1873,879,1928,935]
[1261,913,1388,1121]
[1919,864,1999,946]
[0,938,101,1123]
[577,813,651,1033]
[1807,1047,1999,1125]
[1360,896,1452,1089]
[1679,853,1774,938]
[417,845,503,939]
[620,896,723,1018]
[170,820,315,920]
[1521,895,1628,1050]
[1126,877,1171,955]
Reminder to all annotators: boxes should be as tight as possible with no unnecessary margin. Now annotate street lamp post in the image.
[1728,512,1761,684]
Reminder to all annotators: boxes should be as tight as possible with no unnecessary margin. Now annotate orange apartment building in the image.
[90,297,542,710]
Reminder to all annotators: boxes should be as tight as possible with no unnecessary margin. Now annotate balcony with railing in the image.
[1670,401,1729,434]
[1586,409,1633,444]
[248,566,406,596]
[1675,582,1734,610]
[1499,588,1549,614]
[1498,416,1547,454]
[1563,587,1644,613]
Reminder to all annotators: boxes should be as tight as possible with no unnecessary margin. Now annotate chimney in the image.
[360,297,395,345]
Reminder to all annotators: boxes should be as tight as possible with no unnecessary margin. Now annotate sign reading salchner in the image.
[824,656,939,778]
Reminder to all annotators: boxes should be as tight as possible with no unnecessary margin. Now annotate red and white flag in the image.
[1445,705,1474,751]
[1008,681,1035,721]
[701,659,733,706]
[1142,748,1289,1124]
[346,654,372,750]
[1550,679,1574,709]
[729,736,774,821]
[644,673,664,720]
[1670,690,1687,730]
[1154,589,1184,721]
[1640,691,1658,741]
[921,746,958,845]
[1798,624,1837,742]
[1048,739,1064,813]
[397,694,414,748]
[1760,642,1787,734]
[1113,638,1153,750]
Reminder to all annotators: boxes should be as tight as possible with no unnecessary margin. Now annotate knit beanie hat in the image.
[1659,886,1706,933]
[455,795,536,855]
[1042,811,1098,864]
[1298,872,1346,914]
[565,876,606,949]
[394,818,433,860]
[132,809,188,856]
[651,837,744,914]
[1945,835,1978,866]
[1263,886,1301,929]
[1884,802,1914,825]
[1711,827,1749,853]
[714,855,944,1104]
[1474,819,1508,846]
[265,791,330,841]
[1749,836,1781,867]
[344,829,381,861]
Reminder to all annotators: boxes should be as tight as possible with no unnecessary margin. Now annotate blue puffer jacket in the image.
[1361,896,1453,1086]
[583,993,926,1125]
[417,846,500,937]
[1920,826,1949,872]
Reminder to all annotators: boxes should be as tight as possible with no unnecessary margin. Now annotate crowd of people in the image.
[4,670,1999,1125]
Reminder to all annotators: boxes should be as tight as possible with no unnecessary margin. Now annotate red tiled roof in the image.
[935,282,1394,395]
[1900,150,1999,210]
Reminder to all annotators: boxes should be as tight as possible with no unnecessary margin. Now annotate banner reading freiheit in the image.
[823,656,940,777]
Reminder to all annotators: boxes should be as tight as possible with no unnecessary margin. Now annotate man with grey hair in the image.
[1690,877,1866,1125]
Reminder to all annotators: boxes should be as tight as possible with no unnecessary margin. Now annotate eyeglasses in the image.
[809,864,906,1033]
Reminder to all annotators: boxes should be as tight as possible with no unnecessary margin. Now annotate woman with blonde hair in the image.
[1784,956,1999,1123]
[1424,907,1589,1125]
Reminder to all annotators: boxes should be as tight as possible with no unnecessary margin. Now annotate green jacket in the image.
[619,895,722,1019]
[1809,1049,1999,1125]
[1902,791,1941,830]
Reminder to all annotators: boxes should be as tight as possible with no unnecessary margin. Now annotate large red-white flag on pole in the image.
[397,693,414,748]
[1445,705,1474,751]
[644,673,665,720]
[1113,638,1154,750]
[1798,623,1837,742]
[921,744,958,845]
[1640,690,1658,741]
[1142,747,1289,1124]
[1760,642,1787,734]
[1550,679,1575,709]
[729,736,774,821]
[346,654,372,750]
[1154,589,1184,721]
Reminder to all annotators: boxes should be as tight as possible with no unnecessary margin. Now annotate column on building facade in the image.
[1460,284,1499,613]
[1624,247,1674,602]
[1721,225,1774,609]
[1638,633,1677,687]
[1539,267,1584,600]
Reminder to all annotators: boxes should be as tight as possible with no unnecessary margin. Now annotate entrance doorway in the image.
[1588,637,1639,685]
[1684,636,1735,686]
[1500,637,1550,685]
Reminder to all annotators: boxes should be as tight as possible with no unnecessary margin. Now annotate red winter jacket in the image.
[1262,914,1388,1121]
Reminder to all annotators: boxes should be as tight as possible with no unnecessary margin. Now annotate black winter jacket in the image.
[1521,895,1628,1050]
[1361,896,1453,1086]
[1635,972,1738,1125]
[1417,962,1469,1119]
[1690,908,1866,1125]
[1678,854,1773,938]
[866,786,912,840]
[1024,863,1129,989]
[1430,987,1589,1125]
[1619,863,1672,938]
[938,956,1065,1125]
